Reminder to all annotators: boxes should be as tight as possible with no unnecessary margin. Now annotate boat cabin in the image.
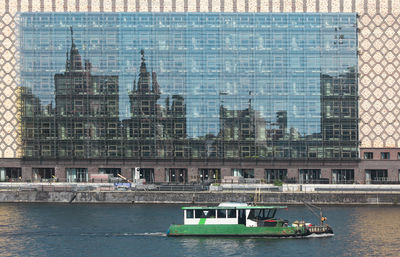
[182,203,288,227]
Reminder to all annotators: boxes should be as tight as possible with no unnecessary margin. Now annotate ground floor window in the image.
[365,169,388,184]
[165,168,188,183]
[99,168,121,177]
[198,168,221,182]
[131,168,155,183]
[299,169,321,184]
[265,169,287,183]
[232,169,254,178]
[66,168,88,182]
[0,168,22,182]
[332,169,354,184]
[32,168,55,181]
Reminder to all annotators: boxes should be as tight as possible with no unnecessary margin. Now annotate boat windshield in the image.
[247,208,277,220]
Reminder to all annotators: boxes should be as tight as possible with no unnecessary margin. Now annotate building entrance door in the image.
[132,168,154,183]
[198,168,221,182]
[165,168,188,183]
[299,169,321,184]
[66,168,88,182]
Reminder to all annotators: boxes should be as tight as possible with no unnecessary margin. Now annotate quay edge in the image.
[0,191,399,205]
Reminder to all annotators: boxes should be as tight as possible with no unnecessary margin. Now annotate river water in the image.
[0,203,399,257]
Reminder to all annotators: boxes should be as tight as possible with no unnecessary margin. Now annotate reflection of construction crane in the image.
[117,173,132,183]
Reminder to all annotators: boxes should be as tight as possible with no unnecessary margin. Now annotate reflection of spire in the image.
[137,49,150,92]
[70,26,75,48]
[248,90,252,110]
[140,49,147,73]
[67,26,83,71]
[65,50,69,70]
[165,96,170,111]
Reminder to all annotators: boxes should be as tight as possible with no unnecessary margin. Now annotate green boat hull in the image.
[167,224,307,237]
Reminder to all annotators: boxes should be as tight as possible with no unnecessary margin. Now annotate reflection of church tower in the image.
[54,27,120,158]
[66,27,83,72]
[129,50,160,117]
[125,50,187,158]
[126,50,161,158]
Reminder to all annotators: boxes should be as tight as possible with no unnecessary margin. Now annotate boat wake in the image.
[80,232,167,237]
[304,233,335,238]
[273,233,334,239]
[131,232,167,237]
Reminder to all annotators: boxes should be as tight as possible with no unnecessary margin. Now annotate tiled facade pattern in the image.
[1,0,400,158]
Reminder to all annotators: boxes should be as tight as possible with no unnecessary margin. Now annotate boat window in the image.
[247,210,256,220]
[238,210,246,225]
[205,209,216,218]
[195,209,205,218]
[227,209,236,218]
[248,209,277,220]
[248,210,260,220]
[266,209,277,219]
[217,209,227,218]
[186,209,194,219]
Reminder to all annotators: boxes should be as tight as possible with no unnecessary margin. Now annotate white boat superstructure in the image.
[182,202,283,226]
[218,202,248,207]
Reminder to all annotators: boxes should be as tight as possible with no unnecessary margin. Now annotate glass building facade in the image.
[19,13,358,160]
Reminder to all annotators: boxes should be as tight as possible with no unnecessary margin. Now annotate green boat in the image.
[167,202,333,237]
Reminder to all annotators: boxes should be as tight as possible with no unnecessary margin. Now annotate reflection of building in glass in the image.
[124,50,187,159]
[320,67,358,159]
[125,50,162,158]
[217,101,267,158]
[12,11,369,184]
[21,86,55,157]
[162,94,187,157]
[54,28,120,158]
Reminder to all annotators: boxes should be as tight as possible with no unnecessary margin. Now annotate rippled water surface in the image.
[0,203,399,257]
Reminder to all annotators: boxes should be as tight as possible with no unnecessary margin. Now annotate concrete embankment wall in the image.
[0,191,400,205]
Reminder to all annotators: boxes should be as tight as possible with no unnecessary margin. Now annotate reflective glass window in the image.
[19,13,358,160]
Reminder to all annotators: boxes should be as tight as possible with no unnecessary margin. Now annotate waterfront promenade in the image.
[1,182,400,205]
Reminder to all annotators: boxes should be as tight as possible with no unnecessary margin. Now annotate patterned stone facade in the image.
[0,11,20,158]
[0,0,400,158]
